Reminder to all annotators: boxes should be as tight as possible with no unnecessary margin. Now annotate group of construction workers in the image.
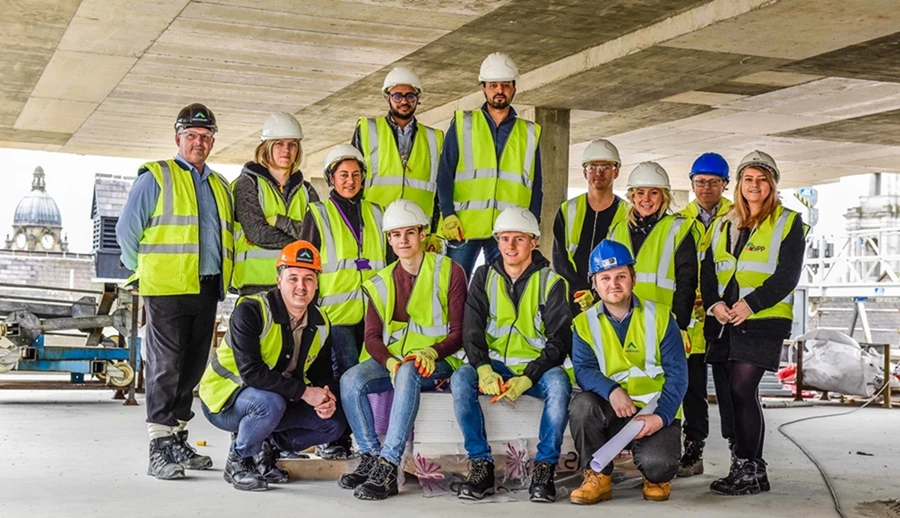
[118,51,804,504]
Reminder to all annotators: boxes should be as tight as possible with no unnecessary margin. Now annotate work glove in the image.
[424,234,444,253]
[681,329,692,355]
[266,215,278,226]
[477,364,503,396]
[494,376,532,403]
[404,347,439,377]
[692,297,705,320]
[385,357,402,386]
[573,290,595,312]
[441,215,465,242]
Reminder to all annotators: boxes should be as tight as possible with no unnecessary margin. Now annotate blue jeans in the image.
[340,358,453,465]
[446,238,499,277]
[202,387,346,458]
[451,362,572,464]
[331,324,363,379]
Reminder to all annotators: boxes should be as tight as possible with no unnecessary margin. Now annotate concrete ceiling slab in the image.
[14,98,97,133]
[57,0,189,56]
[29,51,136,103]
[732,70,823,87]
[662,91,747,106]
[781,32,900,83]
[777,109,900,147]
[570,102,712,144]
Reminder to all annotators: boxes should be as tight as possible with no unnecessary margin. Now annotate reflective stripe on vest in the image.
[359,117,444,217]
[308,200,384,324]
[561,194,629,270]
[137,159,234,296]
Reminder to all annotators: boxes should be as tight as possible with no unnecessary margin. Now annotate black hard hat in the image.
[175,103,217,133]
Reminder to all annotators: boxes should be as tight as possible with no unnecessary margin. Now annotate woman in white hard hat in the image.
[701,150,805,496]
[608,162,697,333]
[232,112,319,295]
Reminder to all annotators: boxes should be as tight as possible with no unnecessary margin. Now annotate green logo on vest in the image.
[746,241,766,252]
[625,342,638,352]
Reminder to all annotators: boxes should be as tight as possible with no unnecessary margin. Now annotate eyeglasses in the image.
[585,163,617,174]
[180,131,214,144]
[389,92,419,103]
[692,179,725,188]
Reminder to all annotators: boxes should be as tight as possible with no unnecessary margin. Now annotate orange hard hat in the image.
[276,240,322,272]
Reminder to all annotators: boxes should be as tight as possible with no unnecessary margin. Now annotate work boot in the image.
[755,459,770,492]
[710,458,760,496]
[147,436,185,480]
[170,430,213,470]
[338,453,378,490]
[529,461,556,502]
[569,468,612,504]
[354,458,399,500]
[677,439,705,477]
[642,479,671,501]
[224,452,268,492]
[457,459,495,500]
[316,434,352,460]
[256,439,290,484]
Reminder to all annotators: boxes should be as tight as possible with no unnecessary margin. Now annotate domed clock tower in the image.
[4,166,69,252]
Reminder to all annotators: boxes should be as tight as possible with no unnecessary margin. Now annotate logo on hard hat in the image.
[602,258,618,268]
[297,248,314,262]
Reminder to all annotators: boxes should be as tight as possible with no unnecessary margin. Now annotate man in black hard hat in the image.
[117,103,236,480]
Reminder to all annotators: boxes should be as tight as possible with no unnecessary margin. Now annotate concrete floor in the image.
[1,390,897,518]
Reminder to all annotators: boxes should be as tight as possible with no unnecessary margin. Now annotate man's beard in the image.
[390,106,415,121]
[487,96,512,109]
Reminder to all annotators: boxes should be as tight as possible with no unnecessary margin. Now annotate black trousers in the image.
[711,363,735,443]
[143,277,219,427]
[682,353,709,443]
[568,391,681,483]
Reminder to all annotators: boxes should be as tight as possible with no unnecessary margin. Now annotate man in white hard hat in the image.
[436,52,543,276]
[553,139,629,313]
[451,206,572,503]
[338,199,467,501]
[352,67,444,251]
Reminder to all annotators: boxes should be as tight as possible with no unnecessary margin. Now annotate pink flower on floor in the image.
[415,453,446,493]
[505,442,528,481]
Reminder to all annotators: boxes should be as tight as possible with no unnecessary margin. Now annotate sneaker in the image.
[338,453,378,490]
[569,468,612,505]
[147,436,185,480]
[642,479,671,501]
[755,458,770,492]
[529,461,556,502]
[256,439,290,484]
[170,430,213,470]
[677,439,705,477]
[710,458,760,496]
[353,458,399,501]
[224,452,268,492]
[457,459,495,500]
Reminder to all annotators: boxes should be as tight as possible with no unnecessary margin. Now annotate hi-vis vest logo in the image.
[745,242,766,252]
[625,342,638,352]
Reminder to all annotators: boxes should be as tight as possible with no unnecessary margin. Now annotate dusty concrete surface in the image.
[1,389,897,518]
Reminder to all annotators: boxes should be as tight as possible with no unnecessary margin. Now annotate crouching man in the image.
[199,241,346,491]
[568,240,687,504]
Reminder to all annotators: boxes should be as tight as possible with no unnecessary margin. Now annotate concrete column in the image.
[670,189,691,213]
[309,177,329,199]
[534,107,570,257]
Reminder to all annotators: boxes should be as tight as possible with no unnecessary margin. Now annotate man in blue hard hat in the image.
[675,153,732,477]
[568,240,687,504]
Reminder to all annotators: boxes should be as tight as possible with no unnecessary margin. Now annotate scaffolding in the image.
[802,227,900,298]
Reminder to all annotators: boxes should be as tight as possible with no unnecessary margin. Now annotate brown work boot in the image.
[642,479,671,501]
[569,468,612,505]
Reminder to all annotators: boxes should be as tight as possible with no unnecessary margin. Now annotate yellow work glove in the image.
[404,347,439,377]
[573,290,595,312]
[385,357,402,386]
[494,376,532,403]
[441,215,465,242]
[266,215,278,226]
[424,234,444,253]
[681,330,693,355]
[477,365,503,396]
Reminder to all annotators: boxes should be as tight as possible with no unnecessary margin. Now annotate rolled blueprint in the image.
[589,394,660,472]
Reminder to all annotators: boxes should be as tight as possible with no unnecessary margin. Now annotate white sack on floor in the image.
[796,329,881,397]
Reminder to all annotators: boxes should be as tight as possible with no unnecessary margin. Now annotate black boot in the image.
[755,459,770,492]
[677,439,705,477]
[338,453,378,490]
[256,439,290,484]
[147,436,185,480]
[224,452,268,492]
[170,430,213,470]
[316,433,352,460]
[710,458,760,496]
[457,459,495,500]
[529,461,557,503]
[354,458,399,500]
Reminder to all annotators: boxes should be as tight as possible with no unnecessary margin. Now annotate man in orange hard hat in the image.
[199,241,346,491]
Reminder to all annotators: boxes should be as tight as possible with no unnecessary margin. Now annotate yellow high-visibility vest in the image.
[560,194,629,270]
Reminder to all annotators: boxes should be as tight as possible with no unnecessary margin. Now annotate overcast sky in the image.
[0,148,872,254]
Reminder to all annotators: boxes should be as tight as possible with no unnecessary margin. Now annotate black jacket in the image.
[228,289,334,406]
[463,251,573,384]
[551,196,624,296]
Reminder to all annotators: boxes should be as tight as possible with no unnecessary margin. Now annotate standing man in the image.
[675,152,732,477]
[451,207,572,503]
[553,139,629,312]
[568,240,687,504]
[117,103,235,480]
[199,241,346,491]
[351,67,444,247]
[436,52,543,276]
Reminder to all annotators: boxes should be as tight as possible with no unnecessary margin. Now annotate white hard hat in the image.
[582,139,621,167]
[627,162,671,190]
[493,206,540,238]
[323,144,366,175]
[479,52,519,82]
[737,150,780,184]
[261,112,303,141]
[382,67,423,96]
[383,200,430,233]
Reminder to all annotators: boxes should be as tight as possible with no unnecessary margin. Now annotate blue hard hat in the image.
[589,240,635,276]
[690,153,729,181]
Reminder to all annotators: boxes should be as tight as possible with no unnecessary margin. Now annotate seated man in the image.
[568,240,687,504]
[199,241,346,491]
[338,200,467,501]
[451,207,573,502]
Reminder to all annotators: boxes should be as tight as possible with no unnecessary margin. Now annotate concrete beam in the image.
[533,107,570,257]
